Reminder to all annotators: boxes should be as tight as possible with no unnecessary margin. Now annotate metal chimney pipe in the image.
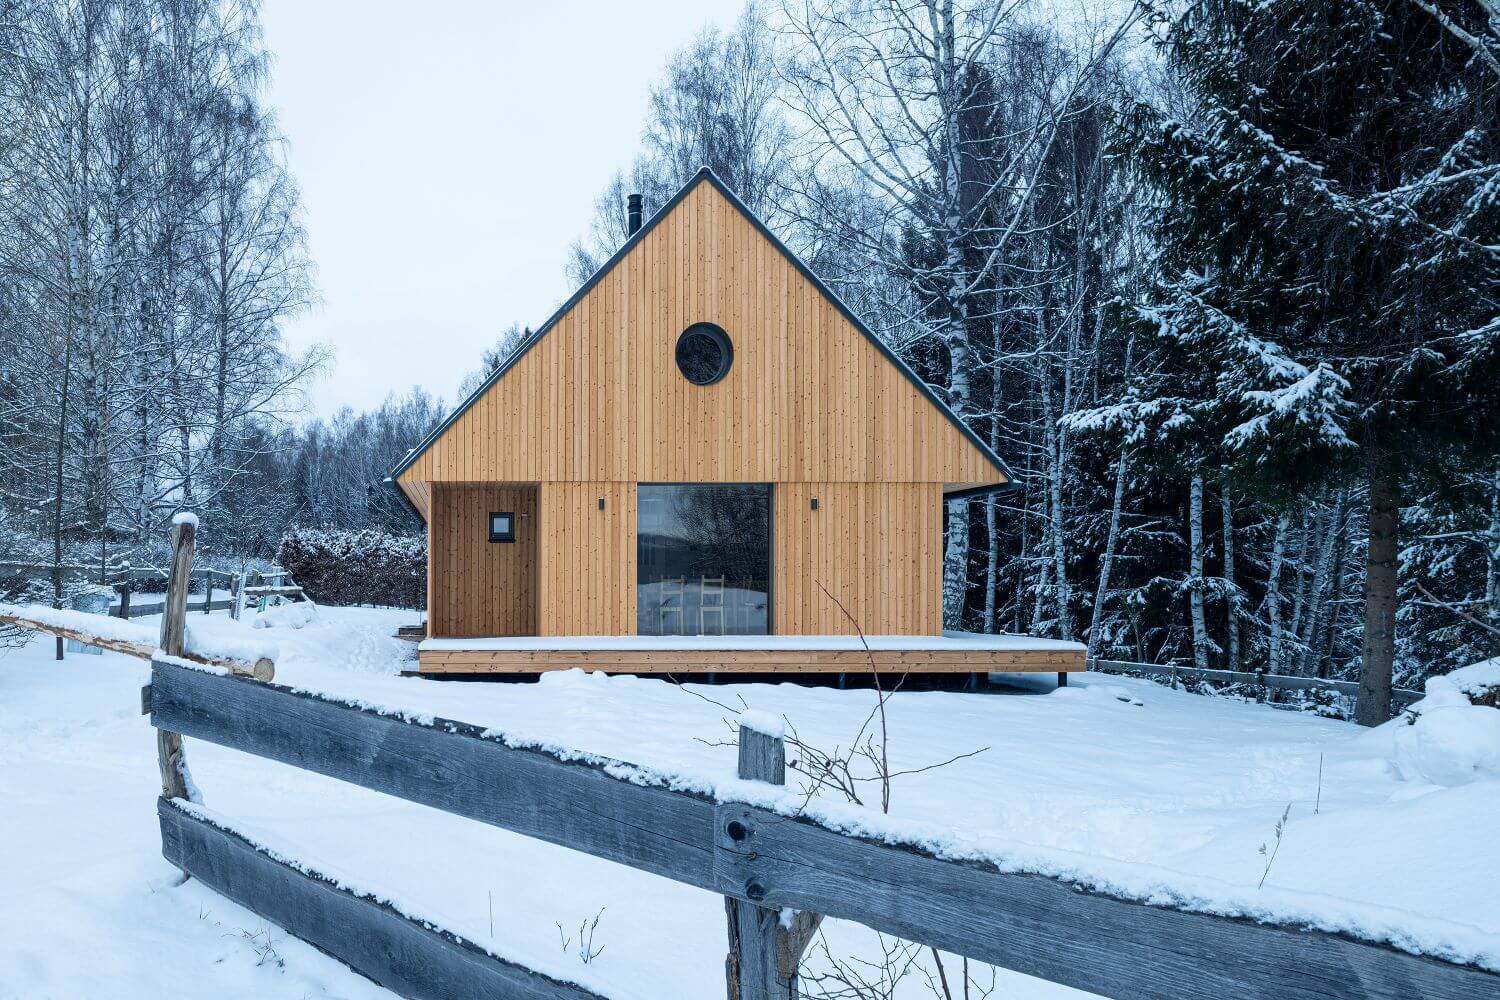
[627,194,643,236]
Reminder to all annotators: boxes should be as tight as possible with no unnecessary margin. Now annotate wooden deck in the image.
[416,633,1085,675]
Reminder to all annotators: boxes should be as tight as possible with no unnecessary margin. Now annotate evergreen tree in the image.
[1099,0,1500,723]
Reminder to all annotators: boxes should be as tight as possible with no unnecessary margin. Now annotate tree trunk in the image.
[983,495,999,632]
[1355,453,1399,727]
[52,336,74,661]
[1487,466,1499,635]
[1031,557,1051,633]
[1221,491,1240,672]
[1088,332,1134,656]
[1189,474,1209,670]
[1286,515,1314,669]
[942,499,970,629]
[1089,446,1130,656]
[1047,426,1071,638]
[1265,514,1290,674]
[1014,478,1032,633]
[1039,373,1071,638]
[1318,505,1351,678]
[982,352,1006,633]
[1301,493,1345,675]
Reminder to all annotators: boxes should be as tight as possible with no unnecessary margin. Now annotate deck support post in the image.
[1057,671,1067,688]
[157,517,196,805]
[725,723,819,1000]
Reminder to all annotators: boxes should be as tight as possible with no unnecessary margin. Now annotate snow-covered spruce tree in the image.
[1106,0,1500,723]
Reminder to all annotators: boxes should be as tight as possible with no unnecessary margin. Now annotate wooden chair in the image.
[659,577,685,633]
[699,575,725,635]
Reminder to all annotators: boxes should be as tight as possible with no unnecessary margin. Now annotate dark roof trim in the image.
[385,167,1014,515]
[944,480,1020,502]
[385,475,425,529]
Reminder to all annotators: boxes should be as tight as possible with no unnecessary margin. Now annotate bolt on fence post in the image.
[725,719,822,1000]
[726,720,793,1000]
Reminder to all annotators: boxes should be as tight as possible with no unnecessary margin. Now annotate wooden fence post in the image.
[115,579,131,619]
[157,515,196,802]
[725,721,820,1000]
[229,570,245,621]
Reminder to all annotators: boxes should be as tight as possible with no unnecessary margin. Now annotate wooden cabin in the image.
[387,169,1083,676]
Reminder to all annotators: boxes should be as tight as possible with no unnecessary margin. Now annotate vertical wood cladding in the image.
[429,484,537,638]
[519,481,938,638]
[774,483,942,636]
[537,482,637,636]
[394,179,1004,494]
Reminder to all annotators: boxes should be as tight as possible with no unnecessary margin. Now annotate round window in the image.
[675,323,733,385]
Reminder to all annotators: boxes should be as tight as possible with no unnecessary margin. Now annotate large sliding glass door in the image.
[636,484,771,636]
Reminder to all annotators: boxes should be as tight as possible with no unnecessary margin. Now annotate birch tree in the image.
[783,0,1136,629]
[0,0,317,598]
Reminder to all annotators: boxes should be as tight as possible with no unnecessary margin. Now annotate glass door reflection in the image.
[636,484,770,636]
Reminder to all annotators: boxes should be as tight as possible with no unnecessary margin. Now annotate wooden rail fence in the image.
[1088,658,1425,712]
[0,558,264,621]
[35,517,1479,998]
[148,658,1497,999]
[0,520,274,679]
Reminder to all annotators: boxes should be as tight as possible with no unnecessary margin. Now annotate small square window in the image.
[488,512,515,542]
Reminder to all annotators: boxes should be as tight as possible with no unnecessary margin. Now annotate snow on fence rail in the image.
[146,658,1497,1000]
[1088,658,1425,712]
[0,603,273,680]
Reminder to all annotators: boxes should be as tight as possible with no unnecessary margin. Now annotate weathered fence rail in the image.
[1089,658,1425,711]
[0,559,169,578]
[148,657,1498,1000]
[112,597,237,619]
[158,801,606,1000]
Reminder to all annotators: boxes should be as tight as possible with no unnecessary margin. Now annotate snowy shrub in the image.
[1392,703,1500,787]
[276,527,425,609]
[251,600,319,630]
[1445,658,1500,709]
[1381,663,1500,787]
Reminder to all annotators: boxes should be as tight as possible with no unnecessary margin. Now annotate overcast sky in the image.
[260,0,747,419]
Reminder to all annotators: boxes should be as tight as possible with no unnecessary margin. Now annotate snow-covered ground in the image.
[3,606,1497,998]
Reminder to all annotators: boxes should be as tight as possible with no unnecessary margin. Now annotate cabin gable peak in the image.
[388,168,1012,514]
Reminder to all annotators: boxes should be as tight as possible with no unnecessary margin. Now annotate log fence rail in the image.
[1088,658,1425,712]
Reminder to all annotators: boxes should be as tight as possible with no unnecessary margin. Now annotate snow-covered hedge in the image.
[276,528,425,610]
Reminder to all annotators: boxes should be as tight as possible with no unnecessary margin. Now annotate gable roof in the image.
[386,168,1013,517]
